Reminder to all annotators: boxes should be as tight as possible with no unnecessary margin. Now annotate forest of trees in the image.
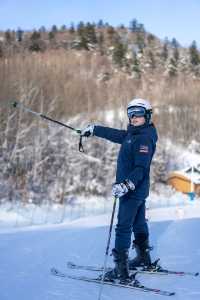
[0,20,200,75]
[1,19,200,204]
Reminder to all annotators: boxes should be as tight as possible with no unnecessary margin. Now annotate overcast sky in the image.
[0,0,199,47]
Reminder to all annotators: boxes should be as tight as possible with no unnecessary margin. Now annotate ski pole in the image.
[98,196,118,300]
[11,100,84,152]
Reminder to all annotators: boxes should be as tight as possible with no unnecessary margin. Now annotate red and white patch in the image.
[139,145,149,153]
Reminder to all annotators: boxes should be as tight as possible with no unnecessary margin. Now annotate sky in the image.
[0,0,199,47]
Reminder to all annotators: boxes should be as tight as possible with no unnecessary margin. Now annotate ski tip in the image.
[153,289,175,296]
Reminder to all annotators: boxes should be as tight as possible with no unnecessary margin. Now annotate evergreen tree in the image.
[132,52,141,78]
[85,22,97,44]
[136,32,145,52]
[107,26,116,44]
[97,19,104,28]
[80,36,89,50]
[97,31,105,55]
[4,30,12,43]
[147,33,155,45]
[69,22,75,34]
[189,40,200,66]
[130,19,145,33]
[119,24,126,30]
[60,25,67,31]
[168,58,178,77]
[171,37,180,63]
[29,31,44,52]
[173,47,180,63]
[171,37,179,48]
[107,26,115,36]
[76,21,89,50]
[112,38,127,67]
[147,50,156,69]
[51,25,58,33]
[16,28,24,42]
[129,18,138,32]
[48,31,55,40]
[164,37,170,45]
[160,39,169,61]
[30,31,41,40]
[39,26,46,33]
[137,23,145,33]
[77,21,85,36]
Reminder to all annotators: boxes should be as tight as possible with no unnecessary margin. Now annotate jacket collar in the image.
[127,123,151,135]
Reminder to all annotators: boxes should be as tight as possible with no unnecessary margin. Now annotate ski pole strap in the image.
[78,135,84,152]
[40,115,84,152]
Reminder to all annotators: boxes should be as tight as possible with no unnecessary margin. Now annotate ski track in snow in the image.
[0,206,200,300]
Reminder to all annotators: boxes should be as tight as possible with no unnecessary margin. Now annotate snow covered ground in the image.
[1,199,200,300]
[0,188,196,228]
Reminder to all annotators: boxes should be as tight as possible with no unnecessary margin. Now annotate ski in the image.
[67,261,199,277]
[51,267,175,296]
[67,261,111,272]
[140,268,199,276]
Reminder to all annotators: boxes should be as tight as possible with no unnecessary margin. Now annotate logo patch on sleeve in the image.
[139,145,149,153]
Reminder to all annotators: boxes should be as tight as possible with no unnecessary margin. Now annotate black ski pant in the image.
[115,196,149,251]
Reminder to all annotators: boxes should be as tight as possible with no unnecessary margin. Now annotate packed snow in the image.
[1,193,200,300]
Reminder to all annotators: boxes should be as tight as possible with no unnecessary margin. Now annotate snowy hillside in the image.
[1,202,200,300]
[0,189,198,228]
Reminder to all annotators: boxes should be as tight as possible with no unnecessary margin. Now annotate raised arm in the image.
[94,125,127,144]
[81,124,127,144]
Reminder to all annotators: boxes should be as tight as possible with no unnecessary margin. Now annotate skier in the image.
[81,98,158,283]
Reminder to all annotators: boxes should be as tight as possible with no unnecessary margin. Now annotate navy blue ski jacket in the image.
[93,123,158,199]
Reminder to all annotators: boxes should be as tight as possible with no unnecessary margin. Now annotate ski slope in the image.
[1,204,200,300]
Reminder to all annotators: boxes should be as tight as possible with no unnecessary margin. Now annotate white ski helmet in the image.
[127,98,152,123]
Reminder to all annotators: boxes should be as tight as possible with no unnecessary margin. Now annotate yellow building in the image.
[168,166,200,195]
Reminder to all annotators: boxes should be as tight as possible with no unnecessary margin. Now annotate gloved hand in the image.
[112,180,135,198]
[81,124,94,137]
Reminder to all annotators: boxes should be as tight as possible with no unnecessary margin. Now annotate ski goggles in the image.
[127,106,146,118]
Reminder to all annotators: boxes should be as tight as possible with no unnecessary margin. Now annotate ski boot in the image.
[129,237,152,270]
[104,248,132,284]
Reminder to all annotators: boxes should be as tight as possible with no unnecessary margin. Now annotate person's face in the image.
[130,116,146,126]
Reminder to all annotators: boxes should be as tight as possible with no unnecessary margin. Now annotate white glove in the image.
[112,180,135,198]
[81,124,94,137]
